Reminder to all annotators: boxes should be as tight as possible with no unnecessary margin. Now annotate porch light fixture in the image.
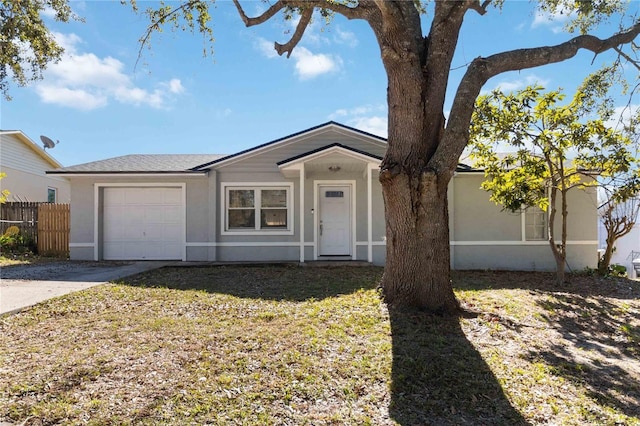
[328,165,341,172]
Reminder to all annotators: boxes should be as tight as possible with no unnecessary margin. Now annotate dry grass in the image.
[0,265,638,425]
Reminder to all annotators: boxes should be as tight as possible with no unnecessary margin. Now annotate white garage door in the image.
[103,187,183,260]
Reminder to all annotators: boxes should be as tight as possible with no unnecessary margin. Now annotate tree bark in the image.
[548,184,567,284]
[380,167,459,314]
[599,239,616,275]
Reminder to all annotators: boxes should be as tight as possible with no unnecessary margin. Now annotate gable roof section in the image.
[277,143,383,167]
[0,130,64,168]
[48,154,222,175]
[192,121,387,170]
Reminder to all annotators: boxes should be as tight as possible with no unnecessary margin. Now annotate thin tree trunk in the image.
[599,240,616,274]
[548,185,566,284]
[380,168,460,314]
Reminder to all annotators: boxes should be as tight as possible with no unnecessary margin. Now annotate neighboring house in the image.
[0,130,70,203]
[598,198,640,278]
[49,122,599,269]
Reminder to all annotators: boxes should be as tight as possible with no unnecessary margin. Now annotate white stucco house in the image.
[48,122,599,269]
[0,130,70,203]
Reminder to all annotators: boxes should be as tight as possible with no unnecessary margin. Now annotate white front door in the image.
[319,185,351,256]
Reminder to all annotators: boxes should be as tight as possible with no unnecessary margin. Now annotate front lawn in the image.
[1,266,638,425]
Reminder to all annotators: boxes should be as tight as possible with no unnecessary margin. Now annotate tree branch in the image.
[232,0,286,27]
[232,0,368,58]
[135,0,203,70]
[275,6,313,58]
[435,21,640,174]
[614,46,640,71]
[469,0,492,16]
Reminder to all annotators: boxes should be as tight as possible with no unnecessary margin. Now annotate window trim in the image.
[221,182,294,235]
[47,187,57,203]
[523,206,547,241]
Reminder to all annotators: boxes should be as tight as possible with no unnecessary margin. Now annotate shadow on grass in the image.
[123,265,527,424]
[122,264,384,302]
[529,293,640,419]
[388,309,526,425]
[453,270,640,300]
[455,270,640,419]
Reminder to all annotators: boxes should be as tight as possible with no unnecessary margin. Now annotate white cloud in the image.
[349,116,387,137]
[35,85,107,110]
[255,37,280,59]
[257,38,342,80]
[531,8,575,34]
[41,6,58,19]
[52,31,83,53]
[329,104,388,137]
[490,74,550,93]
[291,46,342,80]
[606,104,640,131]
[165,78,185,94]
[333,27,358,48]
[34,32,185,111]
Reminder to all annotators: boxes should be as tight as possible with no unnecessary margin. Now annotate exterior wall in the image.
[67,176,210,261]
[1,133,69,202]
[1,166,70,203]
[63,126,598,270]
[450,172,598,271]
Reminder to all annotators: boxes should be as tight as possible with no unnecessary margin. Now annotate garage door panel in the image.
[103,187,183,260]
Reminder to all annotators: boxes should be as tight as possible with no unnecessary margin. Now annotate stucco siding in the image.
[69,179,95,245]
[551,186,598,241]
[70,246,94,261]
[452,174,521,241]
[453,243,597,271]
[217,246,299,262]
[67,176,209,260]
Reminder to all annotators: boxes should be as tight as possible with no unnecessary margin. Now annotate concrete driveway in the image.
[0,260,171,315]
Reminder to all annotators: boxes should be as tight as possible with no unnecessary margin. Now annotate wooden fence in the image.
[37,203,70,256]
[0,202,39,241]
[0,202,70,257]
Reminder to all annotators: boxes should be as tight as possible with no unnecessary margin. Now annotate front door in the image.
[319,185,351,256]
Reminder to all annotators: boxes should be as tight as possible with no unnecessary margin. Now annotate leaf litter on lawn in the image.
[0,265,638,425]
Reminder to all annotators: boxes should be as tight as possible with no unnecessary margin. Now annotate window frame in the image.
[523,206,547,241]
[47,187,57,203]
[221,183,294,235]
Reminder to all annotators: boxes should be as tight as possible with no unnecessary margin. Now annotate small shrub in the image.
[0,227,35,255]
[609,264,627,277]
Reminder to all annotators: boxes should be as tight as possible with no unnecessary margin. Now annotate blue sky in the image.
[2,1,638,167]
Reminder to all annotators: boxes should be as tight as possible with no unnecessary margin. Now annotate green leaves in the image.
[469,83,636,213]
[0,0,78,99]
[134,1,215,61]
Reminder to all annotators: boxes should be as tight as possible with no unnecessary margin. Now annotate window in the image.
[224,184,292,233]
[525,206,546,240]
[47,187,57,203]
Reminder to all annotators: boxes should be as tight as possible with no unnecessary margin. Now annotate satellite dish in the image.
[40,135,58,150]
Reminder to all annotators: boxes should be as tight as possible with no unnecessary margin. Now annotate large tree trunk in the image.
[380,167,459,314]
[372,2,463,315]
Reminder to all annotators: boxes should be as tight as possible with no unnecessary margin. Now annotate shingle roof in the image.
[51,154,224,174]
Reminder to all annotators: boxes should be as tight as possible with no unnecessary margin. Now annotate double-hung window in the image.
[224,184,293,234]
[524,206,547,241]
